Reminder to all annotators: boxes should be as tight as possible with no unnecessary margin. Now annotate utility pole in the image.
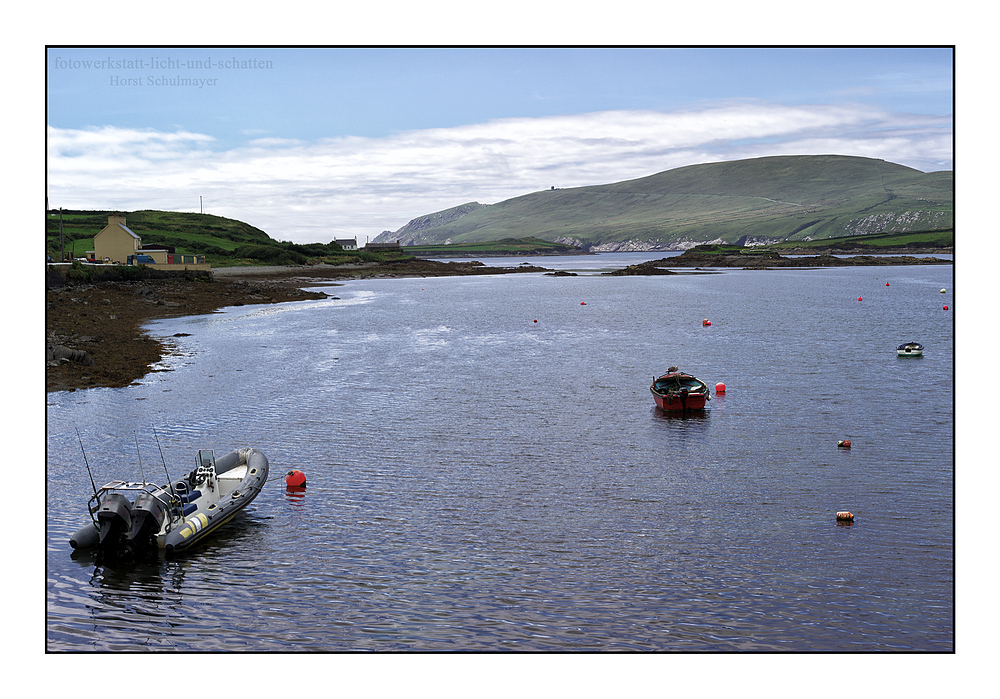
[200,196,203,214]
[59,208,65,261]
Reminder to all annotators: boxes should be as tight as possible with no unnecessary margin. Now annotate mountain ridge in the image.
[373,155,953,250]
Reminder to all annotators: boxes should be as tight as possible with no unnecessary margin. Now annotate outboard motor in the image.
[96,492,133,554]
[130,490,168,552]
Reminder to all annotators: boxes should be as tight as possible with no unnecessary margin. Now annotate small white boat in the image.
[896,342,924,357]
[70,448,269,559]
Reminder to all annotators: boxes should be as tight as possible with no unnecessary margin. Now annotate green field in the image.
[769,229,953,250]
[45,209,409,266]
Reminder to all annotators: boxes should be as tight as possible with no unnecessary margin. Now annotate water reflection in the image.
[650,406,711,421]
[284,486,307,505]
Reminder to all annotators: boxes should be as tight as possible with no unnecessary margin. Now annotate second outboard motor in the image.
[130,490,168,552]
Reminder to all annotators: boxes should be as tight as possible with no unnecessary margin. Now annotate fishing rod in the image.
[152,428,184,534]
[152,428,180,519]
[153,428,175,493]
[75,427,99,501]
[134,431,146,484]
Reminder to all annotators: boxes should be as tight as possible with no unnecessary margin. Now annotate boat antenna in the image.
[75,427,99,500]
[134,430,146,484]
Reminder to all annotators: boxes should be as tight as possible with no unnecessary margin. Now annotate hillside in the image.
[45,209,398,266]
[372,155,953,250]
[46,210,273,258]
[405,237,591,257]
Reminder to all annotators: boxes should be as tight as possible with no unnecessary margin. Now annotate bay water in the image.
[46,254,954,651]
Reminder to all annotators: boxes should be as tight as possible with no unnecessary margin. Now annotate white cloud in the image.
[46,102,952,243]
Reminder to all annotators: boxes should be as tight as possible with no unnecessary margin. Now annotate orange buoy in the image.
[836,511,855,522]
[715,382,726,394]
[285,469,306,488]
[702,319,711,326]
[838,439,852,449]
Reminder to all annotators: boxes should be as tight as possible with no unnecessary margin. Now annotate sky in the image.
[46,47,953,244]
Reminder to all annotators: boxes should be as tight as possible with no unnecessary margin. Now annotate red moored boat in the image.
[650,368,710,411]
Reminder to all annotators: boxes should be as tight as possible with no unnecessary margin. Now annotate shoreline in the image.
[45,259,549,393]
[46,276,329,393]
[46,252,953,393]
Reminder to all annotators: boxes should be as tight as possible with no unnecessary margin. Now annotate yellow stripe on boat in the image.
[179,512,210,539]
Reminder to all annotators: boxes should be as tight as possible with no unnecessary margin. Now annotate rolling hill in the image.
[373,155,953,250]
[45,209,381,266]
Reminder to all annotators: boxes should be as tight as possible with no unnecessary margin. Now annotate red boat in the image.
[650,369,711,411]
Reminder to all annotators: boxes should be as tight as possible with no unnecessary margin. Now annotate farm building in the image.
[88,214,208,270]
[92,215,142,264]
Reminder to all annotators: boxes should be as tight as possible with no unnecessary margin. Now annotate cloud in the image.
[46,102,952,243]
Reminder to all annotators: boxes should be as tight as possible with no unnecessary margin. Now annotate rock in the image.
[46,343,94,366]
[604,264,678,276]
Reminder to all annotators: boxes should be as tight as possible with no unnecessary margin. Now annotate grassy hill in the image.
[45,209,398,266]
[374,155,953,249]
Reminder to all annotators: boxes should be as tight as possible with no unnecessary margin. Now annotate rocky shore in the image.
[605,251,953,274]
[45,258,551,393]
[46,276,330,393]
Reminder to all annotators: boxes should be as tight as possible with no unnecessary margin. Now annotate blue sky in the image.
[46,47,953,244]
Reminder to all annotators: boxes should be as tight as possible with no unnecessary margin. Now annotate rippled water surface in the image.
[47,256,954,651]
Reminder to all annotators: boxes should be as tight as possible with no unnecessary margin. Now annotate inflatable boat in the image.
[70,448,269,558]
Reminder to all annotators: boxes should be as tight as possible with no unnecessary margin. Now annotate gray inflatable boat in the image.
[70,448,269,558]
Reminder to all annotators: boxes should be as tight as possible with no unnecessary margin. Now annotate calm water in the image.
[46,255,954,651]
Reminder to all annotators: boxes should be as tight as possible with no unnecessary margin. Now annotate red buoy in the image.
[702,319,711,326]
[715,382,726,394]
[943,305,949,310]
[858,297,863,302]
[838,439,852,449]
[886,282,890,286]
[285,469,306,488]
[580,301,586,305]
